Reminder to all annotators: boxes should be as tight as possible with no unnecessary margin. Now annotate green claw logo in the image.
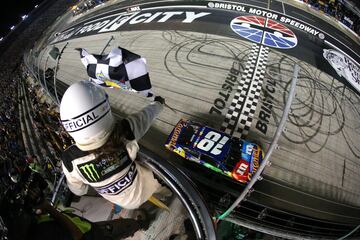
[80,163,100,181]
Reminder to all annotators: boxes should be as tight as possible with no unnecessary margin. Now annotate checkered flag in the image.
[76,47,153,98]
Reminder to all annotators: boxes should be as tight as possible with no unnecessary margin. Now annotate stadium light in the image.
[10,26,15,30]
[22,15,28,20]
[35,4,38,8]
[0,37,3,41]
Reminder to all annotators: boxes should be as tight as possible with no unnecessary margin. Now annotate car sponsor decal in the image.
[165,119,264,184]
[194,128,230,161]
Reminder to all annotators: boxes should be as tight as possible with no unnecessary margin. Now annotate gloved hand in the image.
[154,96,165,105]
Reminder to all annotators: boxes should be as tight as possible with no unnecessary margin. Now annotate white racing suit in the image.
[62,102,163,209]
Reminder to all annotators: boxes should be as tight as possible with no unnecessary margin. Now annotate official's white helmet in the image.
[60,81,114,151]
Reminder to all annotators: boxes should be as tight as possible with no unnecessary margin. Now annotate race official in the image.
[60,81,164,209]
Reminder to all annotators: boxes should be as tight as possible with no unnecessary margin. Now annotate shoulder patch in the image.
[62,145,89,172]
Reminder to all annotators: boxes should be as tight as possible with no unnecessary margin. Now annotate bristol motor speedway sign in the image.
[51,2,324,44]
[208,1,323,38]
[230,15,298,49]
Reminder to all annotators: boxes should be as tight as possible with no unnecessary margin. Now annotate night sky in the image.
[0,0,45,38]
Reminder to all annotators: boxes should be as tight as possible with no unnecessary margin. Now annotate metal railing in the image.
[217,64,300,222]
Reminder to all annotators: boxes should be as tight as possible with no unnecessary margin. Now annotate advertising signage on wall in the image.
[52,2,325,44]
[207,2,323,37]
[52,11,211,43]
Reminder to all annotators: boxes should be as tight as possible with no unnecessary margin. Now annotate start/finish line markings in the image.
[221,43,269,138]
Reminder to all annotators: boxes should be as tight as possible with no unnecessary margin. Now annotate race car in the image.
[165,119,264,184]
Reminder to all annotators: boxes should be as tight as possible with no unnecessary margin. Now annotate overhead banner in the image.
[323,49,360,93]
[51,10,211,43]
[51,2,325,44]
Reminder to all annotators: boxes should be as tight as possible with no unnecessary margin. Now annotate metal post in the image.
[37,51,42,81]
[29,53,36,79]
[51,173,65,205]
[34,54,38,79]
[43,56,50,94]
[337,224,360,240]
[53,42,69,105]
[27,52,38,81]
[24,51,41,84]
[218,64,300,220]
[37,49,47,87]
[28,51,32,67]
[100,35,114,55]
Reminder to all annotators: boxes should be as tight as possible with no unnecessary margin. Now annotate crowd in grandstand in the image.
[0,69,26,182]
[72,0,110,16]
[0,61,71,186]
[302,0,360,34]
[0,0,76,181]
[27,80,73,152]
[0,0,74,187]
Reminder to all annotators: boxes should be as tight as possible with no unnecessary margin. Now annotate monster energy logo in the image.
[79,163,100,182]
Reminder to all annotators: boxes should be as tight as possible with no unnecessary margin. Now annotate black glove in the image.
[154,96,165,105]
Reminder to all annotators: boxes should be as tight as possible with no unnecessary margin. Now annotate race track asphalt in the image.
[32,0,360,235]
